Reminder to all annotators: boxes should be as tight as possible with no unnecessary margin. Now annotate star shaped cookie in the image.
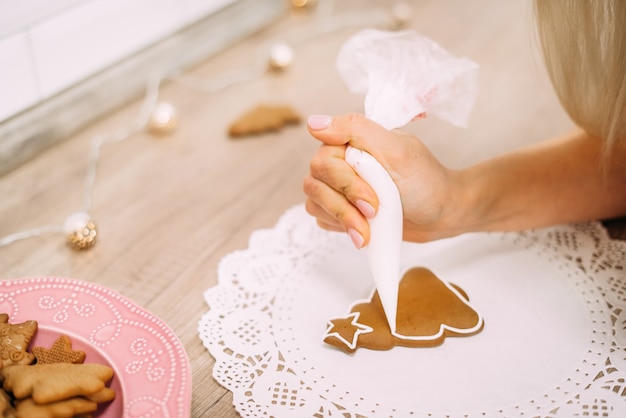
[32,335,86,365]
[323,312,373,352]
[0,314,38,367]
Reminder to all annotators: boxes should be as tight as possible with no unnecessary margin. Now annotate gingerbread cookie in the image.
[0,314,38,368]
[324,267,484,353]
[228,104,301,137]
[0,389,15,417]
[32,335,86,365]
[0,314,116,416]
[2,363,114,404]
[14,397,98,418]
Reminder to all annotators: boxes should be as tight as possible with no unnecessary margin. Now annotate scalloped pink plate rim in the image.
[0,277,192,418]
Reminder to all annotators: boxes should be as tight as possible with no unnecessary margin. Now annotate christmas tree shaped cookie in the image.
[324,267,484,353]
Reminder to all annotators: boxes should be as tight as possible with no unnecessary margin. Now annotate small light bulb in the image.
[147,102,179,136]
[268,42,294,71]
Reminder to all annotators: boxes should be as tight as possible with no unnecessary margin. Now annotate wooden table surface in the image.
[0,1,576,416]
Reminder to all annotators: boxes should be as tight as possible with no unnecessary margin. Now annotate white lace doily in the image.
[198,204,626,417]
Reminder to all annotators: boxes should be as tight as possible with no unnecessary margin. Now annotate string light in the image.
[0,2,412,251]
[147,102,179,136]
[64,212,97,250]
[267,42,295,71]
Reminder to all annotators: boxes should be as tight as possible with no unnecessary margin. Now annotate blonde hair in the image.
[534,0,626,151]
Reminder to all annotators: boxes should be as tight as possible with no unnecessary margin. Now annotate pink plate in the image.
[0,277,192,417]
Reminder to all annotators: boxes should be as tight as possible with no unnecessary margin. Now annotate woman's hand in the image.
[303,113,465,248]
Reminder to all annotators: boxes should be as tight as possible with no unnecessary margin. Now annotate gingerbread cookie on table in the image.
[324,267,484,353]
[228,104,301,137]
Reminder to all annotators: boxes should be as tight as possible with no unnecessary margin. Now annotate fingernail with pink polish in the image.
[308,115,332,130]
[348,228,364,249]
[356,199,375,218]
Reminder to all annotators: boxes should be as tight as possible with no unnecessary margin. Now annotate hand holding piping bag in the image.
[324,29,478,332]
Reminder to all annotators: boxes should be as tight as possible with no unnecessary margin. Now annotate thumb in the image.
[307,113,393,152]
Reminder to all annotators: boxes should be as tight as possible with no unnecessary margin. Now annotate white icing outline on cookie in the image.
[387,272,484,342]
[323,312,374,350]
[327,268,484,347]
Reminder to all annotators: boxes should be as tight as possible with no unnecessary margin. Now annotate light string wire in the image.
[0,75,165,248]
[82,74,163,214]
[0,3,403,249]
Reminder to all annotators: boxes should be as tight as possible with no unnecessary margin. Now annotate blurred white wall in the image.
[0,0,236,122]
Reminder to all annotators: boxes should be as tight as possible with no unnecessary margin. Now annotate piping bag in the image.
[336,29,479,333]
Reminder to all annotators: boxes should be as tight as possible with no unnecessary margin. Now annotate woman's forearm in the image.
[456,129,626,233]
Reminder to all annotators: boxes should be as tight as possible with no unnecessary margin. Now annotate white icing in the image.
[323,312,374,350]
[345,146,402,332]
